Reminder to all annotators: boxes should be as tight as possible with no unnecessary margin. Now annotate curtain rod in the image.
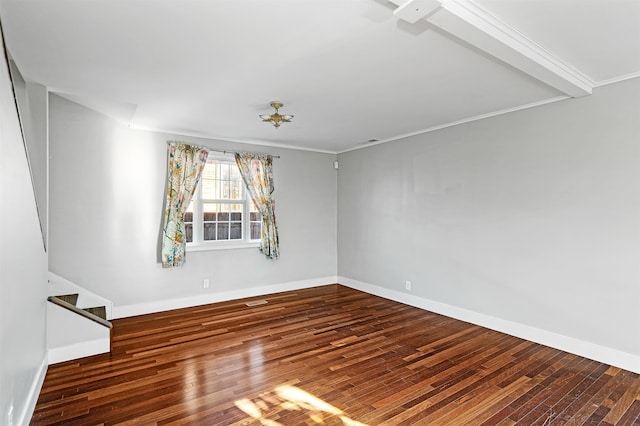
[166,141,281,158]
[209,148,280,159]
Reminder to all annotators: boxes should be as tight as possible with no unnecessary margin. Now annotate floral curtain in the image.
[161,142,209,267]
[235,152,279,259]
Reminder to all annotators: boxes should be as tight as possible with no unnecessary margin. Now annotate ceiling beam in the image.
[391,0,593,97]
[393,0,440,24]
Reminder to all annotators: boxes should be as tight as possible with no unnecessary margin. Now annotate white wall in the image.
[48,94,337,311]
[0,33,48,426]
[46,303,110,364]
[338,79,640,362]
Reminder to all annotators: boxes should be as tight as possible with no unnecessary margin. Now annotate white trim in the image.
[388,0,593,97]
[592,72,640,88]
[112,276,338,319]
[393,0,441,24]
[187,156,262,247]
[47,338,111,365]
[186,241,260,252]
[434,0,593,96]
[338,276,640,374]
[338,95,570,154]
[131,123,337,154]
[16,356,47,426]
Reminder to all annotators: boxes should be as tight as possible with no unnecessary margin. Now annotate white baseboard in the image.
[48,338,111,365]
[17,355,47,426]
[112,276,338,319]
[338,276,640,374]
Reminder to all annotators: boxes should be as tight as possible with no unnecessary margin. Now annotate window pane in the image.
[202,161,215,180]
[221,163,230,180]
[249,200,262,240]
[201,161,216,199]
[218,223,229,240]
[250,222,261,240]
[211,178,220,199]
[203,204,218,240]
[231,180,241,199]
[230,223,242,239]
[184,202,194,243]
[202,179,215,199]
[184,200,193,222]
[185,223,193,243]
[229,178,242,200]
[230,212,241,221]
[201,160,243,201]
[222,181,230,199]
[203,203,218,221]
[203,223,216,241]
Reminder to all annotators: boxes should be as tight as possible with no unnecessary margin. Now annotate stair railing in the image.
[47,296,113,328]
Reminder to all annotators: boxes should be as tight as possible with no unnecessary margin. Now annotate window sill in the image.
[186,241,260,252]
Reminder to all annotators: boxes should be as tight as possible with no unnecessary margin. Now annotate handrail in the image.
[47,296,113,329]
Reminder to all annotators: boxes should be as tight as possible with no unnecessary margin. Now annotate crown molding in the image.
[129,124,338,155]
[337,95,570,154]
[592,71,640,88]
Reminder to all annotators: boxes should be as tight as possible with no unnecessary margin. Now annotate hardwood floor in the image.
[32,285,640,425]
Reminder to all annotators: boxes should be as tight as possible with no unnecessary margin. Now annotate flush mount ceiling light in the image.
[259,101,294,128]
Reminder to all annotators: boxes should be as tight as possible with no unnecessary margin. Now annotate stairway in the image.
[55,293,78,306]
[47,274,113,364]
[47,293,111,328]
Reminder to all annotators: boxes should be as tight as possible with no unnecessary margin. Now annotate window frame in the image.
[186,154,261,252]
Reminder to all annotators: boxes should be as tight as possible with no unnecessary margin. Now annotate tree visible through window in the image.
[184,157,261,245]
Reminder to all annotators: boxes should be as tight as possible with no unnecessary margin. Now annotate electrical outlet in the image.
[405,280,411,291]
[203,279,210,289]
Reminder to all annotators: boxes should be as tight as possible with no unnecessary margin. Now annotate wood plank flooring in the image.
[32,284,640,425]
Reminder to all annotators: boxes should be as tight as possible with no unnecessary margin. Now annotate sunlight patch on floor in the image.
[235,384,369,425]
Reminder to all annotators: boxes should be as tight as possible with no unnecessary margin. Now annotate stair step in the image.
[56,293,79,306]
[83,306,107,320]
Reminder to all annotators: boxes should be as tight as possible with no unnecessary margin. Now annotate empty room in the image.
[1,0,639,425]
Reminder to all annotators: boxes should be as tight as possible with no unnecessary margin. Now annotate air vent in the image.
[245,300,268,307]
[360,138,380,144]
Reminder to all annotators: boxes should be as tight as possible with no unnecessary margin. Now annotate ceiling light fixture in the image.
[259,101,293,128]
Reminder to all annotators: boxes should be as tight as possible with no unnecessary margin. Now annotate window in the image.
[185,156,261,249]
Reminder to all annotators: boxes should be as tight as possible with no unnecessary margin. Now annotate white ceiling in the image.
[1,0,639,153]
